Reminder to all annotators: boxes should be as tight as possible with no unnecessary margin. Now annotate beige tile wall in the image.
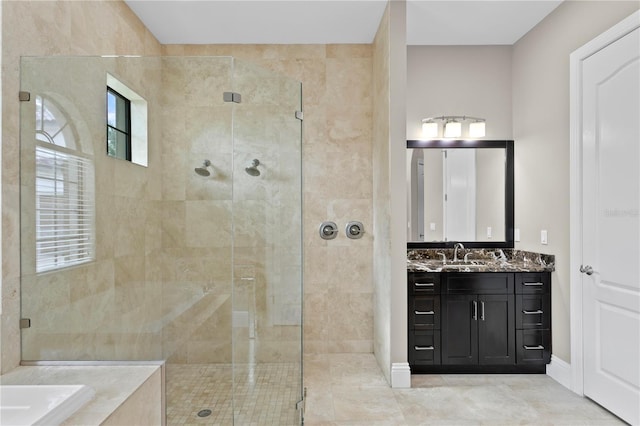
[162,45,375,356]
[18,56,165,361]
[2,0,376,375]
[1,0,161,373]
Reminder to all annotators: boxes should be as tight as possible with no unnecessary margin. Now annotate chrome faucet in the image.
[453,242,465,263]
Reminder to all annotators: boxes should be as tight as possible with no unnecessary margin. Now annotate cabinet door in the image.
[478,294,516,365]
[411,296,440,330]
[409,272,441,294]
[516,293,551,329]
[409,330,441,366]
[441,294,477,365]
[517,329,551,364]
[515,272,550,294]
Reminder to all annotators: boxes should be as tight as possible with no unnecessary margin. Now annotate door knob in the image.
[580,265,594,275]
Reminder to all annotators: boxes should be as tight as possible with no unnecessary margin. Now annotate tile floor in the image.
[166,363,301,425]
[303,354,625,426]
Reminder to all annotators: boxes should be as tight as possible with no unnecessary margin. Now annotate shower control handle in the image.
[319,222,338,240]
[345,221,364,239]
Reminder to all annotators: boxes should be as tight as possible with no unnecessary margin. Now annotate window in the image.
[107,87,131,161]
[105,74,148,166]
[35,95,95,273]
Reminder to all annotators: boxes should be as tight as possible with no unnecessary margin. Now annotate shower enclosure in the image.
[19,56,303,425]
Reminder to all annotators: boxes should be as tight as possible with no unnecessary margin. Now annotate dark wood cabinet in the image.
[441,276,515,366]
[441,294,477,365]
[477,294,515,365]
[408,272,441,367]
[515,272,552,365]
[409,270,551,374]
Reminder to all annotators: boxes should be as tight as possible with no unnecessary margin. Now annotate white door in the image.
[444,149,476,241]
[581,26,640,425]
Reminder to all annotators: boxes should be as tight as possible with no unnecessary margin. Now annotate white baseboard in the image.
[391,362,411,388]
[546,355,572,390]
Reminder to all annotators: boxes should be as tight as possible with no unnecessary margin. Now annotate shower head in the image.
[195,160,211,177]
[245,159,261,176]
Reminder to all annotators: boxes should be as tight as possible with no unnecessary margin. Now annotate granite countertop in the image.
[407,249,555,273]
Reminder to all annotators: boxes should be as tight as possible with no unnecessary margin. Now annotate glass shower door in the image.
[230,58,303,425]
[19,55,303,425]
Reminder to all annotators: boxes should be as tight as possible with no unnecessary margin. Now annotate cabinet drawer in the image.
[444,273,514,295]
[516,294,551,329]
[516,329,551,364]
[409,272,441,294]
[410,296,440,330]
[516,272,551,294]
[409,330,441,366]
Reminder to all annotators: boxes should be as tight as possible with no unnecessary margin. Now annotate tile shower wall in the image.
[156,56,305,365]
[157,57,234,364]
[1,0,161,373]
[1,0,376,374]
[19,57,164,361]
[162,44,375,355]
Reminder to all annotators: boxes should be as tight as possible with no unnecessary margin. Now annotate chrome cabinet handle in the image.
[415,310,435,315]
[523,310,543,315]
[472,300,478,321]
[523,345,544,350]
[414,346,435,351]
[523,282,544,286]
[480,301,485,321]
[415,282,435,287]
[580,265,594,275]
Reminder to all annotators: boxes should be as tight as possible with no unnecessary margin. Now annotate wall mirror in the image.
[407,139,514,249]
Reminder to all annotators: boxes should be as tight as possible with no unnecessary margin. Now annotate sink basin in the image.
[440,260,491,271]
[442,264,482,270]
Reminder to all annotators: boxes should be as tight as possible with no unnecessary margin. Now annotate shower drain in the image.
[197,409,212,418]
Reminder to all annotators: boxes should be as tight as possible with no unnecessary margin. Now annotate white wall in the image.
[372,0,408,386]
[389,0,407,378]
[407,46,512,140]
[405,1,639,366]
[512,0,640,363]
[0,1,3,318]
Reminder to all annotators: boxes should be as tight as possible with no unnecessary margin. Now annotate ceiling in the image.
[124,0,563,45]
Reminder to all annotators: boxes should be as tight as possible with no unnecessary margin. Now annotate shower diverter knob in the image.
[319,221,338,240]
[345,221,364,239]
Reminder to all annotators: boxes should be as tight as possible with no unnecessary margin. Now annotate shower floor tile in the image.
[166,363,301,425]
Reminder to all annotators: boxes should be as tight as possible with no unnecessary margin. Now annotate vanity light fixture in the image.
[421,115,486,139]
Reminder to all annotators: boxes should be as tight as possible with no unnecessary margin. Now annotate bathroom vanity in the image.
[407,249,554,374]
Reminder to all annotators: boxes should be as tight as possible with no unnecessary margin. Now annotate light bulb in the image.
[444,121,462,138]
[421,121,438,138]
[469,121,486,138]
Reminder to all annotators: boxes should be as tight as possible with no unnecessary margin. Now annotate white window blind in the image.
[35,145,95,272]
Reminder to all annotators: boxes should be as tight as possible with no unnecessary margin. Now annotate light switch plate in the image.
[487,226,492,239]
[514,228,520,242]
[430,222,436,231]
[541,229,548,245]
